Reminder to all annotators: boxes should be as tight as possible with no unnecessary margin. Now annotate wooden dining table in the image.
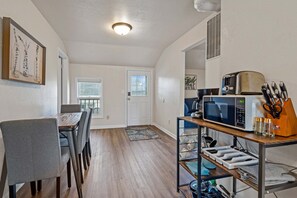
[57,112,83,198]
[0,112,83,198]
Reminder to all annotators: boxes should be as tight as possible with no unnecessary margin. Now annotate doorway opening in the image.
[184,41,206,118]
[57,50,69,112]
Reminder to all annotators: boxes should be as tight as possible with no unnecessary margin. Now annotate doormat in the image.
[125,127,160,141]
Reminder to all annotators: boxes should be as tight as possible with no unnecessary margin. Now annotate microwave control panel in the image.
[235,98,245,128]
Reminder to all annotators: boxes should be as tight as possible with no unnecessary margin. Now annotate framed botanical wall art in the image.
[2,17,46,85]
[185,74,197,90]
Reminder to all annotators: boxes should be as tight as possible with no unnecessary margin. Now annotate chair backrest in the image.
[61,104,81,113]
[0,118,61,185]
[86,108,93,140]
[76,110,90,153]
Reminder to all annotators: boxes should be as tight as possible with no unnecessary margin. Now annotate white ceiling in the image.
[185,42,206,69]
[32,0,210,67]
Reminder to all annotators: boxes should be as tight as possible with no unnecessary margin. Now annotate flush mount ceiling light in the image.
[194,0,221,12]
[112,22,132,36]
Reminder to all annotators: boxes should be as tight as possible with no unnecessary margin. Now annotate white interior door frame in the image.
[125,69,153,126]
[57,48,70,112]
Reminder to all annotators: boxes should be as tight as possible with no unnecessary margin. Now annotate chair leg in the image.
[84,146,90,167]
[9,185,16,198]
[78,154,84,184]
[37,180,42,191]
[82,148,88,171]
[86,141,91,160]
[87,140,92,158]
[67,160,71,188]
[56,177,60,198]
[30,181,36,196]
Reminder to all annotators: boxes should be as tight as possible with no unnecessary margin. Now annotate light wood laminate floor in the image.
[17,126,192,198]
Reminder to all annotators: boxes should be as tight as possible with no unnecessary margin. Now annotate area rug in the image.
[125,126,160,141]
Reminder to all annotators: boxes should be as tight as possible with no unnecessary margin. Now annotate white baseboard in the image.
[91,124,127,130]
[152,122,177,140]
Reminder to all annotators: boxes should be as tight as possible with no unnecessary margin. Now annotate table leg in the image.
[0,155,7,198]
[67,131,83,198]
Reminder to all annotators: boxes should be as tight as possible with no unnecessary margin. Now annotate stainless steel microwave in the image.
[203,95,264,131]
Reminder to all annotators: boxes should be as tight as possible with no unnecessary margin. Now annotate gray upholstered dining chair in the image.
[77,109,92,181]
[0,118,71,198]
[60,109,90,183]
[85,108,93,166]
[61,104,81,113]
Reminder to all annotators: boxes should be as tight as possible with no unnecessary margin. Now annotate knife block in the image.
[266,98,297,137]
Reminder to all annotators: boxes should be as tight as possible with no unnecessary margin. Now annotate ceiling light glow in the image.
[112,22,132,36]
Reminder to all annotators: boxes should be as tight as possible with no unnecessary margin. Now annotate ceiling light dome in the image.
[112,22,132,36]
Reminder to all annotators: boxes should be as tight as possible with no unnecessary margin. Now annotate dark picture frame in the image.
[2,17,46,85]
[185,74,197,90]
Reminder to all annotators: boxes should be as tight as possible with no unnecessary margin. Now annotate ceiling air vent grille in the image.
[207,13,221,59]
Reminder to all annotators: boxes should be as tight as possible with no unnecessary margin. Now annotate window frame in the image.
[130,75,148,97]
[76,77,103,119]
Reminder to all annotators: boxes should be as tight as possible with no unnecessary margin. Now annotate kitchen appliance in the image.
[222,71,265,95]
[203,95,264,131]
[190,88,219,118]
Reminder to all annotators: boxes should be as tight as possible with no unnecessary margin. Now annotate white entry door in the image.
[127,71,151,126]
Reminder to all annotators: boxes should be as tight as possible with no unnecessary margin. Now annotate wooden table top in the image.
[57,112,82,130]
[179,116,297,146]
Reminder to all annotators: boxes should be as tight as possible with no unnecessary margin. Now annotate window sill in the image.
[92,115,104,119]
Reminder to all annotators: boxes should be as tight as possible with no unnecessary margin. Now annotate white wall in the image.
[69,64,153,129]
[154,14,217,136]
[205,56,221,89]
[220,0,297,197]
[0,0,67,196]
[185,68,205,98]
[185,47,206,70]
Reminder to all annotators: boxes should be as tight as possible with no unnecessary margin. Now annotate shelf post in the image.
[258,144,265,198]
[232,136,237,196]
[197,125,202,198]
[176,118,180,192]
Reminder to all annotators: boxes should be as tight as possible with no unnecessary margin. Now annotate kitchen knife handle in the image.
[266,82,276,99]
[261,85,271,105]
[279,81,289,101]
[271,81,278,92]
[274,89,283,105]
[266,89,275,104]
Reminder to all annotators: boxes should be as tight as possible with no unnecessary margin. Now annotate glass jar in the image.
[263,118,275,138]
[254,117,264,135]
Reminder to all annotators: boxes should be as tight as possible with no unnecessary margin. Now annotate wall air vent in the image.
[194,0,221,12]
[207,13,221,59]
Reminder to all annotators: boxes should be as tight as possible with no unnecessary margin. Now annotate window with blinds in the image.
[207,13,221,59]
[77,78,103,118]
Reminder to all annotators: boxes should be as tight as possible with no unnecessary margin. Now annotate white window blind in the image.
[77,78,103,118]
